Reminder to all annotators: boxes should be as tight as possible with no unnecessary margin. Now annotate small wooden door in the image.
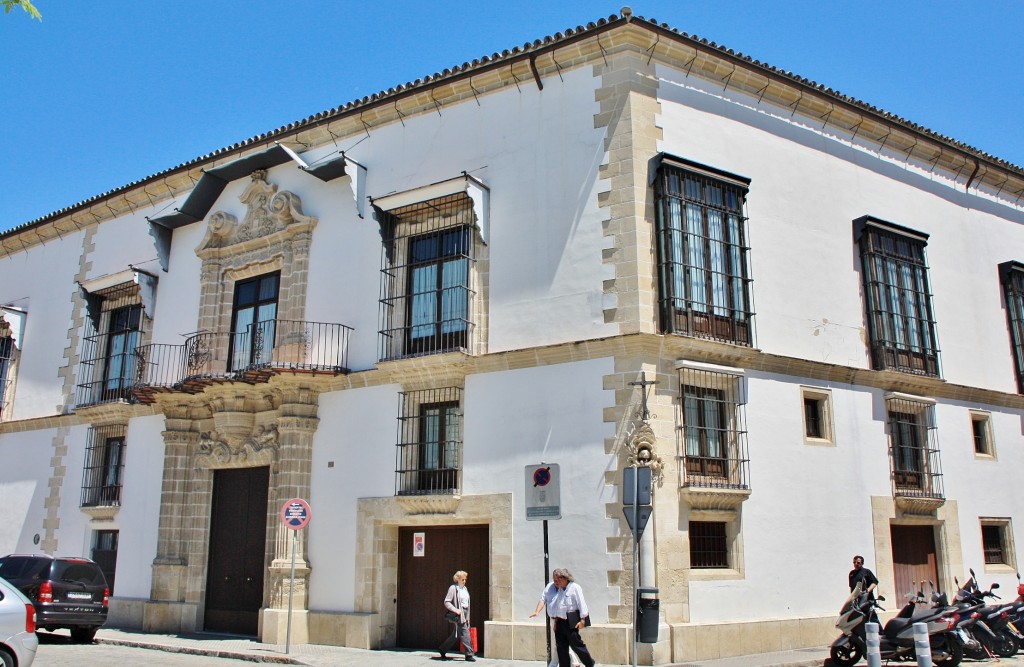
[397,525,489,654]
[205,466,270,634]
[891,524,939,600]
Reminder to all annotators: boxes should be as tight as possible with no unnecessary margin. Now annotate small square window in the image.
[980,519,1015,571]
[970,411,995,458]
[689,521,729,569]
[801,387,834,445]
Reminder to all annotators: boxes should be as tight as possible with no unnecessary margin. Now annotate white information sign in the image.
[525,463,561,521]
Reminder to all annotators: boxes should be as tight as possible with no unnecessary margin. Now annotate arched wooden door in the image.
[397,525,489,654]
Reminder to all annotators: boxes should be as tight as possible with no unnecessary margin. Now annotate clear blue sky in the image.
[2,1,1021,232]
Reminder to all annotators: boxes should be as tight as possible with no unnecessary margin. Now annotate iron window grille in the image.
[678,366,749,490]
[395,386,463,496]
[999,262,1024,393]
[0,334,12,420]
[856,217,940,377]
[980,519,1015,567]
[885,396,944,499]
[76,281,147,407]
[690,521,729,569]
[379,193,477,361]
[654,156,754,346]
[81,424,126,508]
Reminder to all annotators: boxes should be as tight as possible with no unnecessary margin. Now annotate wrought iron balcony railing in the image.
[75,330,141,407]
[681,453,750,490]
[132,319,351,399]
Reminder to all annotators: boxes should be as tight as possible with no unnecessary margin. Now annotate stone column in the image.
[146,405,201,633]
[262,386,319,644]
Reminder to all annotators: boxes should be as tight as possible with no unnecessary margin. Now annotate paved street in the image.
[26,628,1024,667]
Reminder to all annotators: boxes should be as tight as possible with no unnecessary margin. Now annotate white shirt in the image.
[541,581,589,620]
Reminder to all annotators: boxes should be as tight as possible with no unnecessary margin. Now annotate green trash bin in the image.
[636,586,659,643]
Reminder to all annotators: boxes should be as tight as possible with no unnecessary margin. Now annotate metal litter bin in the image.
[636,586,659,643]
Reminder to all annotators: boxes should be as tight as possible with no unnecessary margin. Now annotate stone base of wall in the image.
[484,616,835,664]
[307,611,380,649]
[141,600,199,635]
[261,608,307,644]
[107,597,147,630]
[671,615,836,663]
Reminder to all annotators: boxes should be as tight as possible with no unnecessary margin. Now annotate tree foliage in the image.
[2,0,41,20]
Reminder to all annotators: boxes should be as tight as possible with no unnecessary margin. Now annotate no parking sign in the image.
[280,498,311,530]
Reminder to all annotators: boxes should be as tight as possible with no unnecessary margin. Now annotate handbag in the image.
[566,610,591,628]
[445,609,460,622]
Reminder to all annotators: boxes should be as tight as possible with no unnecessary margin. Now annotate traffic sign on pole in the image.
[280,498,312,530]
[525,463,561,520]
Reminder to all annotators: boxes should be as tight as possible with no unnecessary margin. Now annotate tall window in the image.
[81,425,126,507]
[103,305,141,398]
[396,387,463,495]
[856,217,939,377]
[886,396,943,498]
[970,411,994,457]
[0,335,12,419]
[679,364,749,490]
[379,193,477,360]
[76,279,149,407]
[1000,261,1024,393]
[229,272,279,371]
[654,155,753,345]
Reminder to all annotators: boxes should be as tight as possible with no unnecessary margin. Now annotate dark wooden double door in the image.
[891,524,939,600]
[397,525,489,654]
[205,466,269,635]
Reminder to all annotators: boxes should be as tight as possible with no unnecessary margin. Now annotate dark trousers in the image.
[554,617,594,667]
[439,619,474,657]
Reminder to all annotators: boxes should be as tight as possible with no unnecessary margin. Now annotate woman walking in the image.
[439,570,476,661]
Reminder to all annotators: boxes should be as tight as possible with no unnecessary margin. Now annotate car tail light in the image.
[103,587,109,607]
[24,603,36,633]
[38,580,53,603]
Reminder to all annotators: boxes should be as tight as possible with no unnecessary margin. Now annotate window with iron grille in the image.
[679,364,749,490]
[81,425,126,507]
[0,334,12,420]
[980,519,1015,568]
[885,396,944,499]
[856,217,940,377]
[395,387,463,495]
[379,193,477,361]
[92,529,118,593]
[77,281,148,407]
[689,521,729,569]
[654,155,753,345]
[999,261,1024,393]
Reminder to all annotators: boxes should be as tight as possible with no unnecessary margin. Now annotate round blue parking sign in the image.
[280,498,311,530]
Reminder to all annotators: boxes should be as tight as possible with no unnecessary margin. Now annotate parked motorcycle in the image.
[830,581,962,666]
[953,569,1019,658]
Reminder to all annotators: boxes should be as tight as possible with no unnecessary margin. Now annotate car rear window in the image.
[53,560,106,586]
[0,556,50,580]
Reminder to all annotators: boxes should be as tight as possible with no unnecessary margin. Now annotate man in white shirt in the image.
[530,568,596,667]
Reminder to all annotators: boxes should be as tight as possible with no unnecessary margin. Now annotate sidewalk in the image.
[93,627,831,667]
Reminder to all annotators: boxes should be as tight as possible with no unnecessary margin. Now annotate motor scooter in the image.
[831,581,962,666]
[954,569,1019,658]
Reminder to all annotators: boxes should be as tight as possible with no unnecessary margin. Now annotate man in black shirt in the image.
[848,555,878,597]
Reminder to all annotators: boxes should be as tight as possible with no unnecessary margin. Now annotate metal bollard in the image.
[865,622,881,667]
[913,622,933,667]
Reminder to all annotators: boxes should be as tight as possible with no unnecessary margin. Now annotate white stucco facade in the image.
[0,10,1022,665]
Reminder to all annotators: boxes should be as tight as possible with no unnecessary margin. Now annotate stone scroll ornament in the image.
[194,423,279,469]
[195,169,317,252]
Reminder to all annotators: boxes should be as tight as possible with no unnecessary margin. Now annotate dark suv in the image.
[0,554,108,643]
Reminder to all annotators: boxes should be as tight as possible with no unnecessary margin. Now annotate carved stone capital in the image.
[193,423,279,469]
[277,416,320,433]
